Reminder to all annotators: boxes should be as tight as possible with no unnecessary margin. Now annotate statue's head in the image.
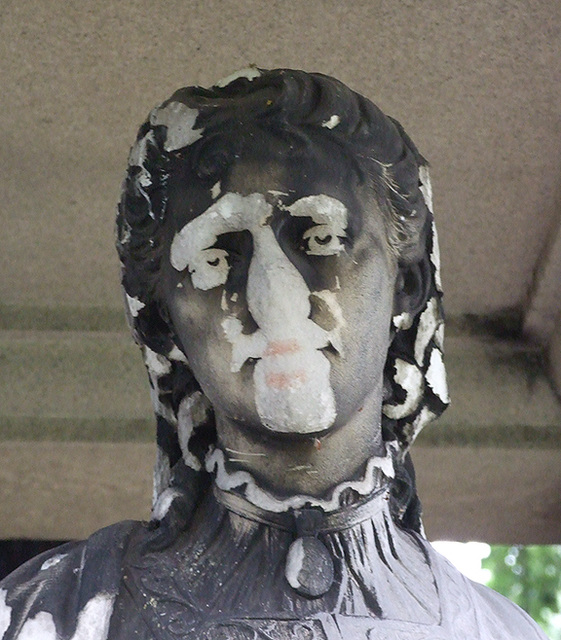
[116,68,448,529]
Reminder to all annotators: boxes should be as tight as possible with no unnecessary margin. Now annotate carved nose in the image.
[246,226,314,338]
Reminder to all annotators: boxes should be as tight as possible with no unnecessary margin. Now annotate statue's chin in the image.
[253,350,336,434]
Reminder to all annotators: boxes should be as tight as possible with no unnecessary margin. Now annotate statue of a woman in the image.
[0,68,547,639]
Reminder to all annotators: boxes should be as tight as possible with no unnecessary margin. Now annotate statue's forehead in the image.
[167,141,369,237]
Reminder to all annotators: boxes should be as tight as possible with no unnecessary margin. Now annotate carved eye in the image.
[189,248,229,290]
[303,225,345,256]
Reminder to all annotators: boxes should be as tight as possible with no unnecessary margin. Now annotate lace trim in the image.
[205,447,395,514]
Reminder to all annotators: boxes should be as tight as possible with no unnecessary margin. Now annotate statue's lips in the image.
[263,339,302,357]
[222,315,341,374]
[253,343,336,433]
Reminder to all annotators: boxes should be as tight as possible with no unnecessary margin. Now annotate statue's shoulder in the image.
[0,519,141,640]
[426,544,548,639]
[468,580,549,639]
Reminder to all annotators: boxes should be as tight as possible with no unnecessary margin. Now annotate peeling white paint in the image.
[426,348,449,403]
[125,294,145,318]
[435,323,445,350]
[321,114,340,129]
[40,553,67,571]
[286,195,347,256]
[285,539,305,589]
[143,346,172,377]
[392,311,413,331]
[414,298,439,365]
[418,165,433,213]
[211,181,221,200]
[207,449,394,513]
[151,487,183,521]
[149,382,177,426]
[17,611,57,640]
[127,132,156,218]
[215,67,261,88]
[150,102,203,151]
[71,593,115,640]
[177,392,207,470]
[167,345,188,363]
[410,406,436,444]
[0,590,11,639]
[383,359,423,419]
[431,221,443,291]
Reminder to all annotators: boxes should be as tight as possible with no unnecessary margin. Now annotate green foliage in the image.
[483,545,561,639]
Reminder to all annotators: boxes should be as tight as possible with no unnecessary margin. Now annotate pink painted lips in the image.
[264,339,301,357]
[262,340,308,389]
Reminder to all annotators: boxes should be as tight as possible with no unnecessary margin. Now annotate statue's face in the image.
[162,137,397,438]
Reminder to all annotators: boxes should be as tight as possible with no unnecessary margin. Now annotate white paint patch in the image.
[143,346,172,377]
[177,392,207,470]
[414,298,439,365]
[285,539,305,589]
[40,553,67,571]
[435,323,445,350]
[431,221,443,291]
[125,294,145,318]
[119,220,132,246]
[17,611,57,640]
[211,181,221,200]
[172,193,349,434]
[71,593,115,640]
[321,114,340,129]
[168,345,188,363]
[148,382,177,426]
[150,102,203,151]
[215,67,261,88]
[383,359,423,419]
[286,195,347,256]
[171,193,269,272]
[220,290,229,312]
[254,350,336,433]
[151,487,183,521]
[392,311,413,331]
[127,132,156,218]
[418,165,433,213]
[410,406,436,445]
[128,131,153,176]
[426,348,449,403]
[0,590,11,639]
[207,449,394,513]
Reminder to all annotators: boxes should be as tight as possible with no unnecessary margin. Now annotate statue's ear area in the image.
[393,252,431,319]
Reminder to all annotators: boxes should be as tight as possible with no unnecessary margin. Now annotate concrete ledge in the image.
[0,442,153,540]
[415,446,561,544]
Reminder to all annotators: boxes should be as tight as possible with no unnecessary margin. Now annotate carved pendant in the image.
[285,536,334,597]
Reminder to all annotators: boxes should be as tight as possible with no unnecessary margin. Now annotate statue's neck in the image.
[206,447,394,514]
[212,387,386,500]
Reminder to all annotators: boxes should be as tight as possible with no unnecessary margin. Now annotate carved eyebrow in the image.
[284,195,348,232]
[170,192,271,272]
